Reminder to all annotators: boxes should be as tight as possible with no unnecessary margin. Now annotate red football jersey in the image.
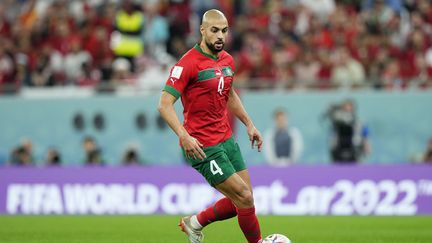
[163,44,235,147]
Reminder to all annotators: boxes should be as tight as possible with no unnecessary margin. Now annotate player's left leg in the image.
[236,169,252,191]
[233,168,263,242]
[215,172,262,243]
[227,138,262,243]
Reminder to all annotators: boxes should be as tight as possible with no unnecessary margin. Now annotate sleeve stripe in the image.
[163,85,181,99]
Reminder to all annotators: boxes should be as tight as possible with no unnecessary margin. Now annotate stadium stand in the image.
[0,0,431,93]
[1,0,432,166]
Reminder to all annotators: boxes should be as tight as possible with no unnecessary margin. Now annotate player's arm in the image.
[157,91,206,160]
[227,88,263,152]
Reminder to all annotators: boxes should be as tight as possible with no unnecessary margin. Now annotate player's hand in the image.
[180,133,206,161]
[247,124,263,152]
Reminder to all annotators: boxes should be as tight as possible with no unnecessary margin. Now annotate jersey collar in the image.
[194,44,219,60]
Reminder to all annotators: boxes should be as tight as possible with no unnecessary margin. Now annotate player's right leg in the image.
[192,137,249,228]
[196,197,237,227]
[179,144,237,243]
[179,138,262,242]
[180,169,261,243]
[179,215,204,243]
[179,196,237,243]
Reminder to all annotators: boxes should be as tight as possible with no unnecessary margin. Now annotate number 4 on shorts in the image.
[210,160,224,175]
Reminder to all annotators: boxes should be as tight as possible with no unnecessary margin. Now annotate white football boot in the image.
[179,216,204,243]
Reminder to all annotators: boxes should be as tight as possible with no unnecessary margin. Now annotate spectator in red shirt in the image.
[0,6,11,38]
[316,49,333,89]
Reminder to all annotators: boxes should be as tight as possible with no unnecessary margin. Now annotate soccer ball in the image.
[263,233,292,243]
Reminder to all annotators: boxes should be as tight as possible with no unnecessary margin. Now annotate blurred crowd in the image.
[9,135,145,166]
[0,0,432,93]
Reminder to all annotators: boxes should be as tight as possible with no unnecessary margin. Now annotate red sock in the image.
[197,197,237,227]
[237,207,262,243]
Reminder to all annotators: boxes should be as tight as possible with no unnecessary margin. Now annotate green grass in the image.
[0,216,431,243]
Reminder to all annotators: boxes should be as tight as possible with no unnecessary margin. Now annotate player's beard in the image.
[206,39,224,53]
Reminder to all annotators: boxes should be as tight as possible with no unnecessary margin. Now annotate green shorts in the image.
[182,137,247,187]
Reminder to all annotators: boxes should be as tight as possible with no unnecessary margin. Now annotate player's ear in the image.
[200,25,204,35]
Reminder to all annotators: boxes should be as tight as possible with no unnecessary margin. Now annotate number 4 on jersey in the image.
[210,160,223,175]
[217,76,224,95]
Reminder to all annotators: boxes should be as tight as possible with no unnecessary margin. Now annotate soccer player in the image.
[158,9,263,243]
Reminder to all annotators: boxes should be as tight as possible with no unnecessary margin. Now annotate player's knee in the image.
[236,188,254,208]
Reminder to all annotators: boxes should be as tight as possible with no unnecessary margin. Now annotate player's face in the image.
[203,22,228,53]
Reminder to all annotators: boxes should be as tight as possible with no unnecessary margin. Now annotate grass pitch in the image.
[0,215,431,243]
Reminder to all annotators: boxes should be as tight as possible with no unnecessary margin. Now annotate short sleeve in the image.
[163,58,193,100]
[230,57,236,74]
